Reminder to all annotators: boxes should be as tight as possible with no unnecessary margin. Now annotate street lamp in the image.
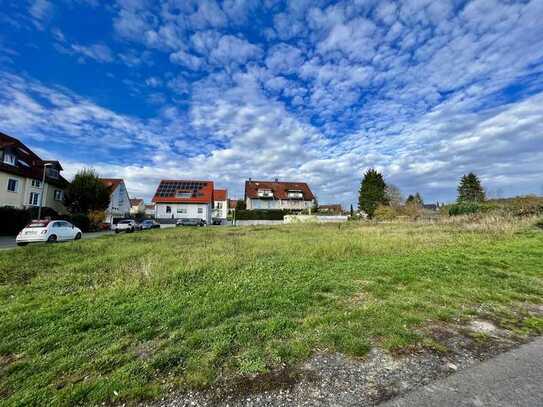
[37,163,53,220]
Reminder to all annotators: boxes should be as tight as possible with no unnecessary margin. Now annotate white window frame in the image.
[7,178,19,193]
[28,192,40,206]
[177,208,187,214]
[197,207,203,214]
[54,190,63,201]
[3,152,16,166]
[32,179,41,188]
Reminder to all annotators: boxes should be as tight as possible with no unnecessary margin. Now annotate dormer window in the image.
[175,190,193,199]
[3,151,16,166]
[287,190,304,199]
[257,189,273,198]
[46,167,59,178]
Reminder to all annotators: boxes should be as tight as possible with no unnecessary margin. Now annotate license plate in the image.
[25,231,37,235]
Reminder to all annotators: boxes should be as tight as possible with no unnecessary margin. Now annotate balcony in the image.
[286,190,304,200]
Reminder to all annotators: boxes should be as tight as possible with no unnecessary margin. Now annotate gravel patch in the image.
[144,314,541,407]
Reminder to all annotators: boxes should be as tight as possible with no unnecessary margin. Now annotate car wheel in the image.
[75,233,82,240]
[47,235,58,243]
[17,242,29,246]
[115,230,120,234]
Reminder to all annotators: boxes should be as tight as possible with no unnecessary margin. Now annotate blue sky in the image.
[1,0,542,206]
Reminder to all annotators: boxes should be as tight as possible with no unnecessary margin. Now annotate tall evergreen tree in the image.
[64,169,111,214]
[358,169,388,218]
[350,204,354,217]
[457,172,486,203]
[406,193,423,207]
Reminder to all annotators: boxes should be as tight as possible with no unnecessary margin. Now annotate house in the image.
[130,198,144,215]
[244,179,315,211]
[144,204,155,218]
[319,204,343,214]
[152,179,214,224]
[100,178,131,223]
[212,189,228,221]
[0,132,68,214]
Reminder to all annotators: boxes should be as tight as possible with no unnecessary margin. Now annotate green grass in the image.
[1,220,543,405]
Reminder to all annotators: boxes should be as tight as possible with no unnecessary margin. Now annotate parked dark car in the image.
[138,220,161,230]
[176,218,206,227]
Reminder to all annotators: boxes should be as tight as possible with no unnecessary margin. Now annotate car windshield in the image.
[27,221,49,228]
[119,220,132,224]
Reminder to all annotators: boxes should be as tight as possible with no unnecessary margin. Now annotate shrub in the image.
[0,206,59,235]
[67,213,92,232]
[448,202,482,216]
[374,205,398,221]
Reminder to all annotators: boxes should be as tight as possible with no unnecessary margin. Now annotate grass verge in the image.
[1,219,542,405]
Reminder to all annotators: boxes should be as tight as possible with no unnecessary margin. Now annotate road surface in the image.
[382,337,543,407]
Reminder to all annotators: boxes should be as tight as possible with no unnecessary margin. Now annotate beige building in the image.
[244,179,316,211]
[0,132,68,214]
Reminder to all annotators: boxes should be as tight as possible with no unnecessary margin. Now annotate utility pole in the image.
[37,163,53,220]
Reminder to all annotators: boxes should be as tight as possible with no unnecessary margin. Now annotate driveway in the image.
[0,231,113,250]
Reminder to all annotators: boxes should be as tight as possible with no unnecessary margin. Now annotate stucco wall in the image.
[156,203,211,223]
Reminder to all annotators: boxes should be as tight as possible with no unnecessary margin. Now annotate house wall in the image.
[246,198,314,210]
[0,172,25,207]
[213,200,228,219]
[130,202,145,215]
[155,203,211,223]
[0,171,67,213]
[105,183,131,223]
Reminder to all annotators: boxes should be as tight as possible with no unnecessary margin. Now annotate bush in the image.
[67,213,92,232]
[448,202,482,216]
[0,207,60,235]
[234,209,292,221]
[374,205,398,221]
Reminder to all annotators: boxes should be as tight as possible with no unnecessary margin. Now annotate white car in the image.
[113,219,137,233]
[16,220,82,246]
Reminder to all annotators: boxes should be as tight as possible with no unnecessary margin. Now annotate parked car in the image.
[176,218,206,227]
[16,220,82,246]
[138,220,161,230]
[114,219,137,233]
[212,218,224,225]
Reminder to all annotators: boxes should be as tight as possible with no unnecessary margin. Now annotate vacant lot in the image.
[1,219,543,405]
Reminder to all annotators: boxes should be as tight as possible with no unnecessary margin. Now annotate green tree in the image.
[64,169,111,214]
[236,199,246,210]
[457,172,486,203]
[358,169,388,218]
[406,193,424,207]
[350,204,354,217]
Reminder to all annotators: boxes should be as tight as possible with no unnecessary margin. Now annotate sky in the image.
[1,0,542,207]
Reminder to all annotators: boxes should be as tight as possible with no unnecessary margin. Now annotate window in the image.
[166,206,172,213]
[54,190,63,201]
[3,152,16,166]
[28,192,40,206]
[46,167,59,178]
[177,208,187,214]
[7,178,19,192]
[32,179,41,188]
[197,207,203,214]
[216,202,223,209]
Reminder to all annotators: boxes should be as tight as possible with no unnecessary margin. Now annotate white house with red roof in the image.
[212,189,228,222]
[244,179,316,211]
[152,180,214,224]
[100,178,131,223]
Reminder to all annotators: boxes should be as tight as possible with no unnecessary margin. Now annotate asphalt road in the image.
[382,337,543,407]
[0,231,113,250]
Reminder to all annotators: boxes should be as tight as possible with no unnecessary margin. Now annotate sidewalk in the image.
[382,337,543,407]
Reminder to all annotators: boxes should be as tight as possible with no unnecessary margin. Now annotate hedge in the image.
[0,206,99,235]
[234,209,293,221]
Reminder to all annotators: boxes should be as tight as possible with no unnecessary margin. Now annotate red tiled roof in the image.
[130,198,143,206]
[100,178,123,191]
[319,204,343,213]
[245,180,315,201]
[152,179,214,204]
[213,189,227,201]
[0,131,68,188]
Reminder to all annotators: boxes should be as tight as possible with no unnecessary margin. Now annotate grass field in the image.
[1,218,543,405]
